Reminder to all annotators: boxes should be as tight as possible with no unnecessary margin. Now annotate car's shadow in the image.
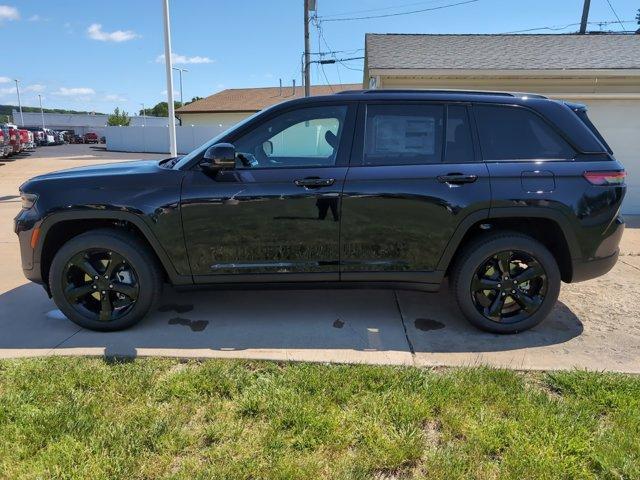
[0,282,583,360]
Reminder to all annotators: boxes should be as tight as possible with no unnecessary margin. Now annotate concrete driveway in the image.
[1,145,639,372]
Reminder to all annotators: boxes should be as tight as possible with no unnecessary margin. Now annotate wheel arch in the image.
[36,211,191,288]
[438,208,580,283]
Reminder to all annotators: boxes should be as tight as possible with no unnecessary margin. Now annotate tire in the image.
[49,229,163,331]
[451,232,561,334]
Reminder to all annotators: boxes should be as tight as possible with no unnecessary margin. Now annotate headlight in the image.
[20,192,38,210]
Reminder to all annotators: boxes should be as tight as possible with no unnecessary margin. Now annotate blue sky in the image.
[1,0,638,114]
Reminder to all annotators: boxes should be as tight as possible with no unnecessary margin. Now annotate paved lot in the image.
[1,145,639,372]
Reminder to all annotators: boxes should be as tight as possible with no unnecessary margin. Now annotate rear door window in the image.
[364,104,444,165]
[475,105,575,161]
[444,105,475,163]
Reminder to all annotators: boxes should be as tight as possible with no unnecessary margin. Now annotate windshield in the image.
[173,110,264,170]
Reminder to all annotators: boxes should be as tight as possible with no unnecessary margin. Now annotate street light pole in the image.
[303,0,310,97]
[140,103,146,126]
[14,79,24,126]
[172,67,188,106]
[38,94,45,129]
[162,0,177,156]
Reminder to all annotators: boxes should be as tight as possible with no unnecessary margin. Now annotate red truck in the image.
[0,128,7,158]
[84,132,99,144]
[6,125,21,155]
[18,130,34,150]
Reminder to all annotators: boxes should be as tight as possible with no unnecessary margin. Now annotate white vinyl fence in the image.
[106,125,226,154]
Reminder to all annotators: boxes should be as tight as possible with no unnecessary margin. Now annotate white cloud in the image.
[0,76,11,83]
[156,53,213,65]
[0,5,19,22]
[0,83,45,96]
[104,93,127,102]
[24,84,45,93]
[54,87,95,96]
[87,23,139,42]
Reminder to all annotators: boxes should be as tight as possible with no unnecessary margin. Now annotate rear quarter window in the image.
[475,105,575,161]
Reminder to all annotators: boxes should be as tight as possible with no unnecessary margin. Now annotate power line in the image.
[319,0,448,19]
[604,0,626,30]
[319,0,479,23]
[502,18,635,34]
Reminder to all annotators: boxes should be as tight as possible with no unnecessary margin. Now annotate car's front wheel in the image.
[49,229,163,331]
[451,232,561,333]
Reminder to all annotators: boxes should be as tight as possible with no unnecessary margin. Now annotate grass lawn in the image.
[0,358,638,479]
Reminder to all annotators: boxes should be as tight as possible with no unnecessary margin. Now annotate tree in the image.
[138,97,203,117]
[107,107,131,126]
[636,8,640,33]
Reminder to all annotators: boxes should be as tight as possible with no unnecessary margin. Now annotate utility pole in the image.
[162,0,177,156]
[38,94,45,129]
[579,0,591,34]
[172,67,188,106]
[303,0,311,97]
[140,103,146,126]
[14,79,24,126]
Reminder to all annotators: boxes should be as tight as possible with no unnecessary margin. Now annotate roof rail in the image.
[336,89,547,99]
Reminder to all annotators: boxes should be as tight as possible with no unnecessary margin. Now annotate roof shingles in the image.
[177,84,361,114]
[366,34,640,71]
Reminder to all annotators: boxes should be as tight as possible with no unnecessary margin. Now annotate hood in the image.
[27,159,163,183]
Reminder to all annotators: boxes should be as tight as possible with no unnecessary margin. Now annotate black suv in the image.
[15,90,626,333]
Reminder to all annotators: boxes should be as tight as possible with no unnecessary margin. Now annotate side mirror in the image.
[262,140,273,156]
[201,143,236,170]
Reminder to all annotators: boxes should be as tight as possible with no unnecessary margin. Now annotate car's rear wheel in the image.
[451,232,561,333]
[49,229,162,331]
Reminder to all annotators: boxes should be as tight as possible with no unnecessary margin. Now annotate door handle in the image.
[437,173,478,185]
[294,177,335,188]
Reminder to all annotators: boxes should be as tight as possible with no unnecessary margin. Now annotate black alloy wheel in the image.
[50,229,162,331]
[62,249,140,322]
[470,250,547,324]
[451,232,561,334]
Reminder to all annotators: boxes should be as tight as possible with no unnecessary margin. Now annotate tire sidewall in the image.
[454,234,561,334]
[49,232,159,331]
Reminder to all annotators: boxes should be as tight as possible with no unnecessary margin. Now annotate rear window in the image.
[573,108,613,154]
[475,105,575,161]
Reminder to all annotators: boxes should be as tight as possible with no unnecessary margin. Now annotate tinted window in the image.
[445,105,474,162]
[234,105,347,168]
[364,104,443,165]
[475,105,574,160]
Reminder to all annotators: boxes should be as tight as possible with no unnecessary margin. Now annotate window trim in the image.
[471,102,578,163]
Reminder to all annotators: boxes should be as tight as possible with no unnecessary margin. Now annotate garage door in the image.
[582,99,640,214]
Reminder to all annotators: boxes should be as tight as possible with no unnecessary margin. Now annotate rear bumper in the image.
[570,250,619,283]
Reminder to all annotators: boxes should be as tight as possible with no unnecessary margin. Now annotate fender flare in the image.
[436,207,580,272]
[35,210,192,285]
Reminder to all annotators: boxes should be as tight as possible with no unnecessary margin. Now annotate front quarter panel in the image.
[18,163,190,281]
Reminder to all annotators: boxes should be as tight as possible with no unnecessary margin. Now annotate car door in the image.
[340,102,491,284]
[180,102,356,282]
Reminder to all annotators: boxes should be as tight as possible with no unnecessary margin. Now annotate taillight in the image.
[583,170,626,186]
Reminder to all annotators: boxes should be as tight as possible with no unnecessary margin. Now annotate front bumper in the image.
[14,210,44,285]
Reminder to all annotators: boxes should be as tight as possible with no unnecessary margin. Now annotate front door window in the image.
[233,105,348,168]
